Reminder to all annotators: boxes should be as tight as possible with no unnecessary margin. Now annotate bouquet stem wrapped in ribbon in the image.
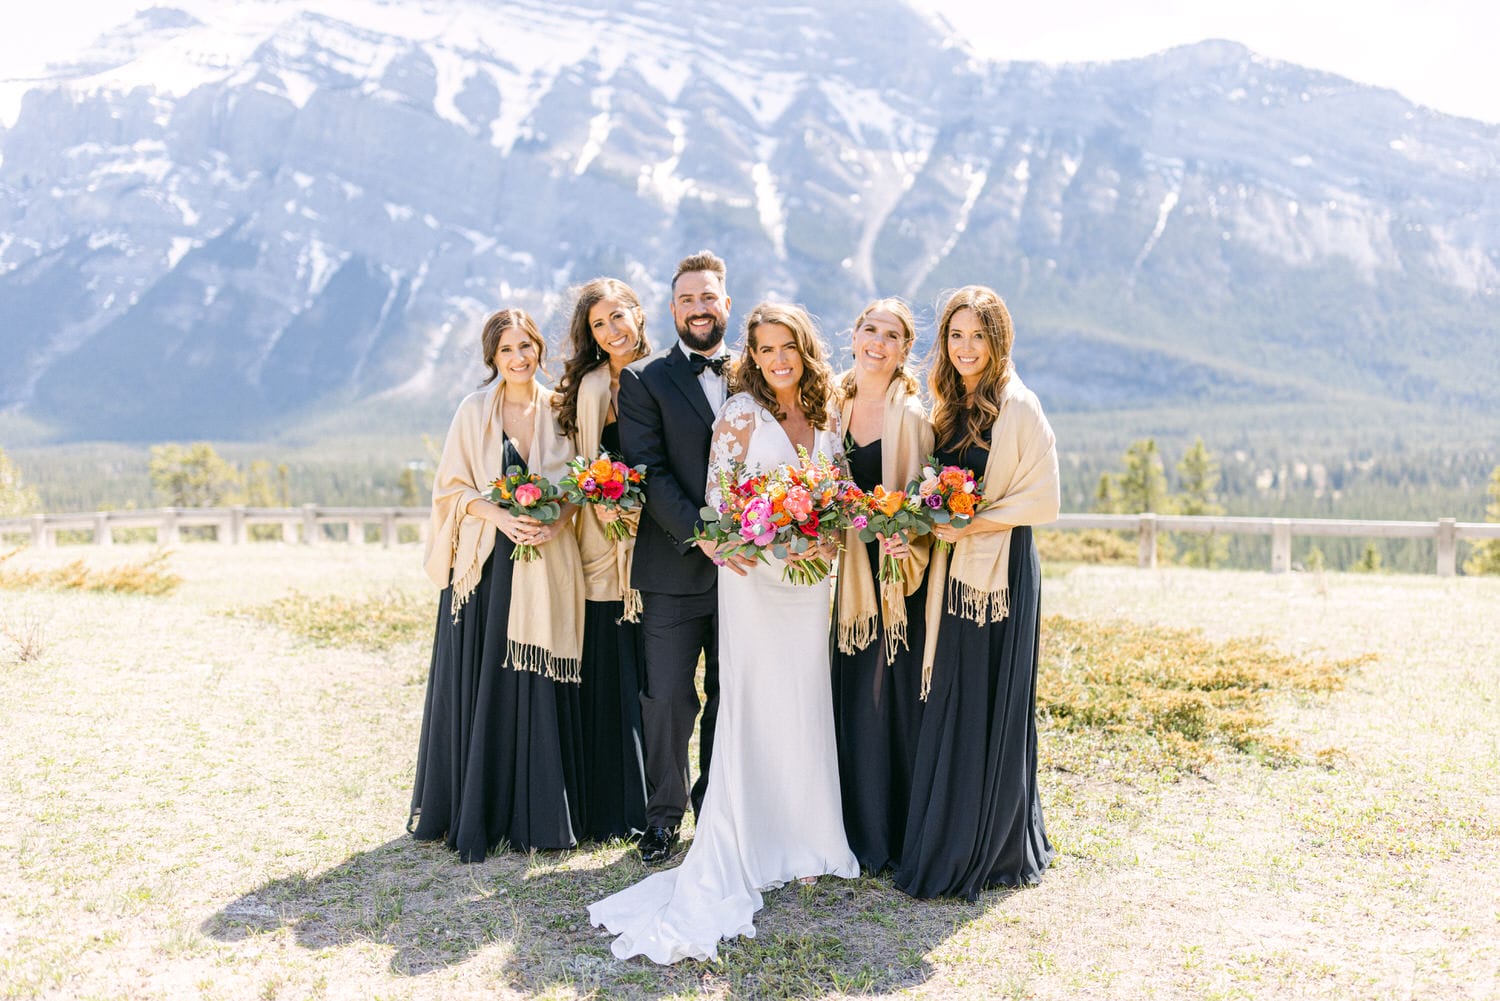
[693,448,854,586]
[486,465,565,562]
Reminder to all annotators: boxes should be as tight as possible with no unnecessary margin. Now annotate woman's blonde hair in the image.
[839,297,921,400]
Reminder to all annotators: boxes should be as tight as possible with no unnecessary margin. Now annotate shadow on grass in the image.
[203,835,999,998]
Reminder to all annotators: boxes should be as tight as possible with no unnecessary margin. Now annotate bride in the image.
[589,302,859,963]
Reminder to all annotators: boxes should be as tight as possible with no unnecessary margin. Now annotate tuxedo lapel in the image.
[664,346,717,427]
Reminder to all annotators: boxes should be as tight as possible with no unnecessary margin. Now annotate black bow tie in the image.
[689,353,729,376]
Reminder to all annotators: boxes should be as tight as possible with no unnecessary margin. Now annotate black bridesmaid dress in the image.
[409,435,584,862]
[577,421,649,841]
[831,433,927,873]
[894,427,1053,900]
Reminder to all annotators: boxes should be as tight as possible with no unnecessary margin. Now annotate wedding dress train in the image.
[588,393,858,963]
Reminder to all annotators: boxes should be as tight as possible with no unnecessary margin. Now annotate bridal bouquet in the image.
[843,484,926,585]
[486,466,565,562]
[694,450,853,585]
[559,451,646,541]
[907,460,983,553]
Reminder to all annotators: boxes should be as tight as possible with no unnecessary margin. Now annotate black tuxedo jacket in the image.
[618,345,720,596]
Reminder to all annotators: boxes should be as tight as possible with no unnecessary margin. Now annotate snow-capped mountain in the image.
[1,0,1496,441]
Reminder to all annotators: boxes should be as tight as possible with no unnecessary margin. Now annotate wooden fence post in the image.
[161,508,180,546]
[94,512,112,546]
[1138,513,1157,569]
[31,514,49,549]
[381,511,396,549]
[230,506,247,545]
[1270,519,1292,573]
[1436,518,1457,577]
[302,504,319,545]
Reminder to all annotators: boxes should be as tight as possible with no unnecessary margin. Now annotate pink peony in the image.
[514,482,542,507]
[783,485,814,521]
[739,497,777,546]
[851,514,868,530]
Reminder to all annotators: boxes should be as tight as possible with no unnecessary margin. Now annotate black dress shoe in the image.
[637,825,679,865]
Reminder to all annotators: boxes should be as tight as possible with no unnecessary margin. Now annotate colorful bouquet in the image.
[559,451,646,541]
[844,483,926,585]
[485,466,565,562]
[907,460,983,553]
[694,449,852,585]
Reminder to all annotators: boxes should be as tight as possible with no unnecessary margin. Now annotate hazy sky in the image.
[2,0,1496,123]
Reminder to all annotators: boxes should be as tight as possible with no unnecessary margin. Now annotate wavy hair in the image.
[733,302,835,430]
[928,285,1013,452]
[553,277,651,437]
[479,308,546,387]
[839,297,922,400]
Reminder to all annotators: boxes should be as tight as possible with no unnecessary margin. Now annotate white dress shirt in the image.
[678,340,730,416]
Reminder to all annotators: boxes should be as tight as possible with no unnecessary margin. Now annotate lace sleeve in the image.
[707,394,757,510]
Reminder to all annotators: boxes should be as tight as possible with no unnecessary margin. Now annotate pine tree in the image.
[1354,542,1383,573]
[148,443,243,507]
[1462,465,1500,575]
[1092,472,1123,514]
[0,448,41,517]
[1119,439,1170,514]
[1176,437,1227,567]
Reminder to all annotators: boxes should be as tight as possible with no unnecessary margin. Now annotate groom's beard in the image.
[676,313,727,354]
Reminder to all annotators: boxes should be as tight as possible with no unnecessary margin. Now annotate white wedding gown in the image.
[588,393,859,964]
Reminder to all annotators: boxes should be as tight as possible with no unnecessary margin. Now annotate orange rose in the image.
[949,491,976,517]
[939,468,967,490]
[589,458,615,482]
[875,486,907,517]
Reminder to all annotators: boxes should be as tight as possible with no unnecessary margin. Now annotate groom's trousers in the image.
[638,587,720,830]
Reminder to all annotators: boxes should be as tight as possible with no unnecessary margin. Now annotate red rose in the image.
[798,510,820,537]
[601,479,625,500]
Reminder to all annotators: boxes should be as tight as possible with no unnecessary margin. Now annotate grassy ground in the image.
[1,544,1497,1000]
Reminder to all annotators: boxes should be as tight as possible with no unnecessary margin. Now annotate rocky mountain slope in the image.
[1,0,1496,442]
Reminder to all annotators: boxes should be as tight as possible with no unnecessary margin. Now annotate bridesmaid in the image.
[831,298,934,873]
[410,308,587,861]
[895,285,1061,900]
[554,278,652,842]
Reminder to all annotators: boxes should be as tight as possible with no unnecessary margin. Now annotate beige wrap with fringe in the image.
[835,378,934,659]
[571,364,643,621]
[423,378,585,682]
[919,369,1059,699]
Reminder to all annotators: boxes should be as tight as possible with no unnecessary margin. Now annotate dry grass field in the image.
[1,543,1497,1000]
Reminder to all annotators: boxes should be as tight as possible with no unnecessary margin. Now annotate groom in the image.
[617,249,749,865]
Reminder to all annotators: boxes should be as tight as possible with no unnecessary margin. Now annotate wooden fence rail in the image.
[0,505,429,549]
[2,508,1497,576]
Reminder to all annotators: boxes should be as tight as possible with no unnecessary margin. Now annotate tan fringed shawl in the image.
[835,378,934,659]
[919,369,1059,699]
[423,378,585,682]
[572,364,643,621]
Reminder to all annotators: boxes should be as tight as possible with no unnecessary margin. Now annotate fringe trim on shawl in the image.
[447,518,480,623]
[506,639,582,683]
[945,574,1010,627]
[837,610,879,656]
[919,575,1011,701]
[881,582,910,662]
[618,586,643,624]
